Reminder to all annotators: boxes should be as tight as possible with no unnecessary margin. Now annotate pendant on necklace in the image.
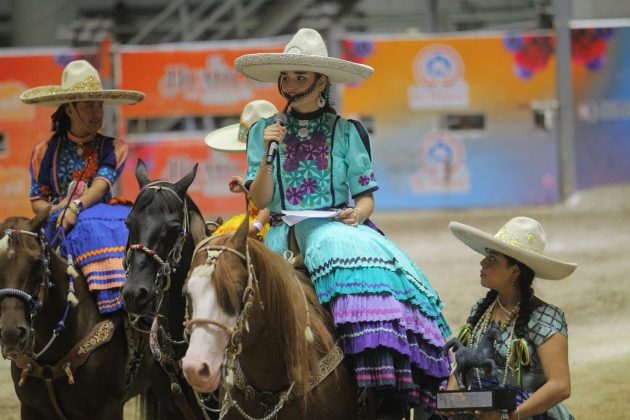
[76,144,84,157]
[298,127,309,137]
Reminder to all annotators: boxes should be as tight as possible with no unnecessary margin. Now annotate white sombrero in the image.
[235,28,373,84]
[20,60,145,107]
[205,100,279,152]
[449,217,577,280]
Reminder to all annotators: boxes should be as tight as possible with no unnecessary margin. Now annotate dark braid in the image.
[51,104,71,136]
[505,255,536,339]
[467,289,498,327]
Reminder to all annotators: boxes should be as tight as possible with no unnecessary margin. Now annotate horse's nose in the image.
[1,325,28,346]
[121,284,152,314]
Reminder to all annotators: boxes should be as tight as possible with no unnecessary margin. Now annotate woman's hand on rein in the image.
[56,208,78,232]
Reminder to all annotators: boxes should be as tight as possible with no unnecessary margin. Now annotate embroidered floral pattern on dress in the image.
[358,171,377,186]
[280,117,333,208]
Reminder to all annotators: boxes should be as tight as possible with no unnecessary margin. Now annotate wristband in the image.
[259,161,274,174]
[251,220,264,232]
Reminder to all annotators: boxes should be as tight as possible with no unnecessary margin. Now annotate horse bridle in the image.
[183,235,260,356]
[0,229,50,316]
[0,229,52,358]
[126,181,190,304]
[183,236,308,420]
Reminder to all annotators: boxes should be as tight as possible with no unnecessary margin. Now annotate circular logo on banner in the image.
[413,45,464,88]
[417,132,464,176]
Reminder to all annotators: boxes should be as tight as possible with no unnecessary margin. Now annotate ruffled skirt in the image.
[265,218,452,410]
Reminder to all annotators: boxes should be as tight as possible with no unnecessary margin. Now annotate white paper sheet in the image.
[281,210,339,226]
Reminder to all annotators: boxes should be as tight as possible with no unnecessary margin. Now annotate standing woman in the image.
[235,28,452,418]
[447,217,576,419]
[21,60,144,314]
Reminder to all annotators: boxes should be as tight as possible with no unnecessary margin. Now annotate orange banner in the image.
[117,41,286,118]
[121,134,248,217]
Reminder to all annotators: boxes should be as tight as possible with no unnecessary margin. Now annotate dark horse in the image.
[181,209,357,419]
[0,211,148,419]
[443,321,502,389]
[121,159,215,419]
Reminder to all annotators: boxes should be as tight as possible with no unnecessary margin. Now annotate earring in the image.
[317,94,326,108]
[512,277,518,288]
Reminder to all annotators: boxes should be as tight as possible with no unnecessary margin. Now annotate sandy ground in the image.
[1,184,629,418]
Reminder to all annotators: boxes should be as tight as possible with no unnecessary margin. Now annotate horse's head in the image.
[122,159,198,316]
[181,216,252,392]
[182,213,330,396]
[0,210,50,359]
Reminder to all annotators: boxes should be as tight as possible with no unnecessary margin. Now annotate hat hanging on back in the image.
[20,60,145,107]
[205,100,279,152]
[235,28,373,83]
[449,216,577,280]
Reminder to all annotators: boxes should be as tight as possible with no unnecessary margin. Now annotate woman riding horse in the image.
[21,59,144,314]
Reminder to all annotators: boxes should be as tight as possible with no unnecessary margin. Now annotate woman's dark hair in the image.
[467,253,536,340]
[51,104,71,135]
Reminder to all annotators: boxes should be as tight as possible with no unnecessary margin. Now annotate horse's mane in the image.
[209,235,337,399]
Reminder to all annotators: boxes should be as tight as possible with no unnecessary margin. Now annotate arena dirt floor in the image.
[1,184,628,418]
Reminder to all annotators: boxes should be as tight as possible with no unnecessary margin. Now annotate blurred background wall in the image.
[1,0,629,218]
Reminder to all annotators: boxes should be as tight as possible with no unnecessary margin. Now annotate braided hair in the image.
[505,255,536,338]
[51,104,71,136]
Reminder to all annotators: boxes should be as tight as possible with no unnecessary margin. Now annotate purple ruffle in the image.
[351,348,446,409]
[331,294,447,347]
[337,320,451,379]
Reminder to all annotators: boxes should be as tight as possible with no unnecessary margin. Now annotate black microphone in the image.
[265,113,287,166]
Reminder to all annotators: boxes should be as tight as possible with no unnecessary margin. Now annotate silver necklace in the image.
[496,298,512,315]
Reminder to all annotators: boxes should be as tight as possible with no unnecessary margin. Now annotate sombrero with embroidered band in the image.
[449,216,577,280]
[205,100,279,152]
[235,28,373,84]
[20,60,144,107]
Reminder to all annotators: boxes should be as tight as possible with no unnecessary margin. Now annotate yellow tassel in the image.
[225,368,234,386]
[66,265,79,279]
[457,323,472,345]
[0,235,9,255]
[508,338,530,387]
[67,292,79,307]
[304,325,314,343]
[64,364,75,385]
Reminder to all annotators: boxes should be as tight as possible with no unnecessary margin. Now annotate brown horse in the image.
[0,210,148,419]
[181,211,357,419]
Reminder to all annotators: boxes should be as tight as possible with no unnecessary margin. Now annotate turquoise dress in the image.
[246,108,452,411]
[464,300,574,419]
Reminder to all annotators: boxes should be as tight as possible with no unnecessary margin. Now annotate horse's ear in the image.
[135,159,151,189]
[233,191,250,252]
[29,205,51,233]
[174,163,198,199]
[189,211,207,247]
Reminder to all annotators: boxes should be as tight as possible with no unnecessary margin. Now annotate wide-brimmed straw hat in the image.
[20,60,145,107]
[235,28,373,83]
[449,217,577,280]
[205,100,278,152]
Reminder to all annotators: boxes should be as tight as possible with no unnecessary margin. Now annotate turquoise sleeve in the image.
[246,119,268,182]
[345,120,378,198]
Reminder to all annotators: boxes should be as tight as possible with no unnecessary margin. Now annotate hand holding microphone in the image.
[264,113,288,165]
